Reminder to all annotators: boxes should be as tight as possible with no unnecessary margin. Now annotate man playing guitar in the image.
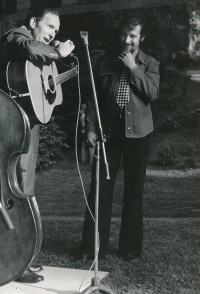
[0,6,75,283]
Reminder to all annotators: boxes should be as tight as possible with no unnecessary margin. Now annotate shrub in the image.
[158,143,178,165]
[185,157,199,169]
[190,108,200,127]
[37,116,70,170]
[161,116,180,132]
[165,96,179,110]
[177,103,189,114]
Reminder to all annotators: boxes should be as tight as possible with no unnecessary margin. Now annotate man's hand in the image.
[53,40,75,58]
[118,51,137,70]
[86,132,97,148]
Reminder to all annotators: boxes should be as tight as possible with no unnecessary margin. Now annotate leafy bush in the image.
[158,143,178,165]
[37,116,70,170]
[190,108,200,127]
[161,116,180,132]
[185,157,199,169]
[165,96,179,110]
[177,103,189,114]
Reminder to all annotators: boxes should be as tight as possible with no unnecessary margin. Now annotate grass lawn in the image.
[35,150,200,294]
[35,150,200,219]
[38,218,200,294]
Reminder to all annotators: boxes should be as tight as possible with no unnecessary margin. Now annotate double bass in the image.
[0,89,42,285]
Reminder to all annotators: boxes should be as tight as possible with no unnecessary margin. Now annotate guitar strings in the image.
[47,71,75,86]
[55,68,76,84]
[46,68,77,87]
[43,68,76,87]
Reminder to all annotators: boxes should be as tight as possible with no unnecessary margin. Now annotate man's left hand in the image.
[118,51,137,70]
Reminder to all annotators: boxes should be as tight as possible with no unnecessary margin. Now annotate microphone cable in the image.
[73,56,100,294]
[58,56,100,293]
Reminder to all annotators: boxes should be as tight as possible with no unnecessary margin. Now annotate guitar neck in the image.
[55,67,78,86]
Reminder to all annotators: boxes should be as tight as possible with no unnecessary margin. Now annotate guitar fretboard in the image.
[55,67,78,85]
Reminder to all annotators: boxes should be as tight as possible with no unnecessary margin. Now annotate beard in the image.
[121,43,135,53]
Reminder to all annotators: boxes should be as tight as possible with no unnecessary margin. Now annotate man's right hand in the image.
[53,40,75,58]
[86,132,97,148]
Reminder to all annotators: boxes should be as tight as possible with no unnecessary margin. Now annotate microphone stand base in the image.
[80,277,115,294]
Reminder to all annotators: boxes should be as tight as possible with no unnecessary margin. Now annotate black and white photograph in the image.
[0,0,199,293]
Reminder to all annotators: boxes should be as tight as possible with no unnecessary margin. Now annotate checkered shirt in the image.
[116,68,130,108]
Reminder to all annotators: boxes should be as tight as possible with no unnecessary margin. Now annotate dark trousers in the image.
[81,119,151,258]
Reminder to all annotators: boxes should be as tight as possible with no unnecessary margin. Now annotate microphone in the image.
[52,40,75,58]
[80,31,88,45]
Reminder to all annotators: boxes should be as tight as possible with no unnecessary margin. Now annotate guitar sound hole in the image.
[47,75,56,105]
[48,75,55,93]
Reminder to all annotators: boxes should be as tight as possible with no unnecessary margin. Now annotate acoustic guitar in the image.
[6,60,78,125]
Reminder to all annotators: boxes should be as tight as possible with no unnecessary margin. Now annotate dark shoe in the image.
[15,268,44,283]
[122,253,141,261]
[29,264,43,272]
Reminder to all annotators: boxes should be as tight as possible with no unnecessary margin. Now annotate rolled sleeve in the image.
[5,28,62,63]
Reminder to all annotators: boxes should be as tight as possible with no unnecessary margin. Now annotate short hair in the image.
[24,6,60,28]
[119,16,145,38]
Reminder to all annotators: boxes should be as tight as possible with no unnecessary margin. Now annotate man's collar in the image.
[137,50,147,65]
[20,25,33,39]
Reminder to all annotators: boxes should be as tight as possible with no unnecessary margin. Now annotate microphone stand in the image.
[80,32,115,294]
